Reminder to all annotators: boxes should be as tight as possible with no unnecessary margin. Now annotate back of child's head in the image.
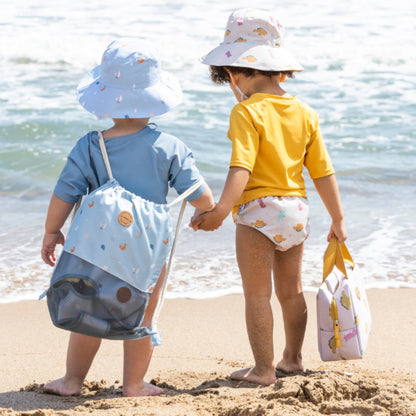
[201,9,302,81]
[76,38,182,119]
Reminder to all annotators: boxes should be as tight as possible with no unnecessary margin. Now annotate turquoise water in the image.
[1,0,415,301]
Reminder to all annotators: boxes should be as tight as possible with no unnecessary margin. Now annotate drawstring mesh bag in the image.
[41,131,202,345]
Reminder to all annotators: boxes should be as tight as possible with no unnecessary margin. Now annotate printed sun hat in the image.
[76,38,182,119]
[201,8,303,72]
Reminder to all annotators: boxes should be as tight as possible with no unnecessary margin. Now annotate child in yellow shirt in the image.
[191,9,347,386]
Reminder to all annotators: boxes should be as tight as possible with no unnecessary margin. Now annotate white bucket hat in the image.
[201,9,303,72]
[76,38,182,119]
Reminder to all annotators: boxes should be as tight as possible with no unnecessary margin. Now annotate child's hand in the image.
[327,220,347,244]
[190,207,224,231]
[41,231,65,267]
[190,208,205,226]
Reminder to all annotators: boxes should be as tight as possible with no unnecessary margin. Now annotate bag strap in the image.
[323,237,354,282]
[97,129,203,333]
[70,131,110,220]
[151,180,204,332]
[97,131,114,180]
[167,178,205,207]
[151,198,188,332]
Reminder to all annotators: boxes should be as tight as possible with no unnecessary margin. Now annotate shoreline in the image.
[1,288,416,415]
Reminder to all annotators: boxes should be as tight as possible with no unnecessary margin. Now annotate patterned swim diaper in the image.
[233,196,310,251]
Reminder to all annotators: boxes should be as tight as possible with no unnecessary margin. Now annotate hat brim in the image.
[201,42,303,72]
[76,65,183,119]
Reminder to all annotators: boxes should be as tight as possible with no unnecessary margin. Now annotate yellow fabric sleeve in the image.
[227,94,335,211]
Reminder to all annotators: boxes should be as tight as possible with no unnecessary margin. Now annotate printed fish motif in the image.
[253,27,267,36]
[341,291,351,310]
[242,55,258,63]
[273,235,286,243]
[293,223,304,232]
[88,201,94,208]
[251,220,266,228]
[163,238,169,245]
[329,336,337,354]
[119,243,127,251]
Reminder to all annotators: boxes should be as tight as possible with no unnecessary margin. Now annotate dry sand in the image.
[1,289,416,415]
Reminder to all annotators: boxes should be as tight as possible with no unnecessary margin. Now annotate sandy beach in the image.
[1,288,415,415]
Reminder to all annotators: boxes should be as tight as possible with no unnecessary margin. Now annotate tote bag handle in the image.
[323,237,354,282]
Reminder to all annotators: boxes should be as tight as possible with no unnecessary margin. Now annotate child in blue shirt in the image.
[41,38,215,397]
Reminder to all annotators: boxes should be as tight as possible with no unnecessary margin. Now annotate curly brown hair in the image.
[209,65,295,85]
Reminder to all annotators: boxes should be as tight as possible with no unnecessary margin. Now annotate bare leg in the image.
[122,265,166,397]
[230,224,277,386]
[44,332,101,396]
[273,243,307,373]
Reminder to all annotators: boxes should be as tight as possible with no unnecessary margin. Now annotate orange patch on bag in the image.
[118,211,133,227]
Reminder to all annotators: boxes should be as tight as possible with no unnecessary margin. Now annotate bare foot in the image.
[230,367,276,386]
[276,358,304,374]
[43,377,82,396]
[123,381,163,397]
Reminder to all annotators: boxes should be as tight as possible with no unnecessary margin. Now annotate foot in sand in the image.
[43,377,82,396]
[230,367,276,386]
[276,358,304,375]
[123,381,163,397]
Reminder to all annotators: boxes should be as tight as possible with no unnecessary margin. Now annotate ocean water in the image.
[1,0,415,303]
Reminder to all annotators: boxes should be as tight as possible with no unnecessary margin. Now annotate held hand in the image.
[190,207,224,231]
[41,231,65,267]
[190,207,206,230]
[327,220,347,244]
[189,207,214,231]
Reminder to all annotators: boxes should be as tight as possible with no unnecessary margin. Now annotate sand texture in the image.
[1,289,415,415]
